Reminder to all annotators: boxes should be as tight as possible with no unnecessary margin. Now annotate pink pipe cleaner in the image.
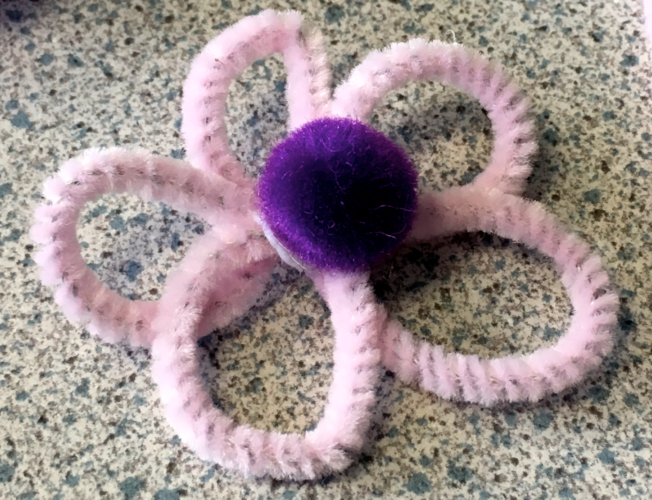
[389,187,617,404]
[29,147,263,346]
[152,260,385,479]
[181,10,332,185]
[31,10,618,480]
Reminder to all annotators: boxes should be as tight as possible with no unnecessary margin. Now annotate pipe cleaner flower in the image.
[30,10,618,480]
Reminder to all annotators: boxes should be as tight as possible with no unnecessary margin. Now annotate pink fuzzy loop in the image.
[380,188,618,405]
[30,147,262,347]
[181,10,332,183]
[331,41,537,196]
[151,237,385,480]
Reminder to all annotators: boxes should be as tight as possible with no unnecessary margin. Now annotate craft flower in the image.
[30,10,618,480]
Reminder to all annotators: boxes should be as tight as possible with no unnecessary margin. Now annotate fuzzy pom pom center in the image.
[258,117,418,271]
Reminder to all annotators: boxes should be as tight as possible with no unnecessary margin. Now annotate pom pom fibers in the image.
[258,117,418,271]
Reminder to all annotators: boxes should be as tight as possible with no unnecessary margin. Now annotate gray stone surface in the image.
[1,0,651,498]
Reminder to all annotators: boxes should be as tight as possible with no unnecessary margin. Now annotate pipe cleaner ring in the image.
[330,38,537,196]
[29,147,265,346]
[182,10,332,183]
[381,187,618,404]
[151,254,385,480]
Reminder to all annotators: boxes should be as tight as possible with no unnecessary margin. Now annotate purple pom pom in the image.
[258,117,418,271]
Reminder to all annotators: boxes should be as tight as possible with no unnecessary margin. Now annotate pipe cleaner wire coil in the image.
[30,10,618,480]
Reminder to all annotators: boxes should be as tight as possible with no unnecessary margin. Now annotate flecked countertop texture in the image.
[1,0,652,498]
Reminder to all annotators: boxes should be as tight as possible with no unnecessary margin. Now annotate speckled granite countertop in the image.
[1,0,651,498]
